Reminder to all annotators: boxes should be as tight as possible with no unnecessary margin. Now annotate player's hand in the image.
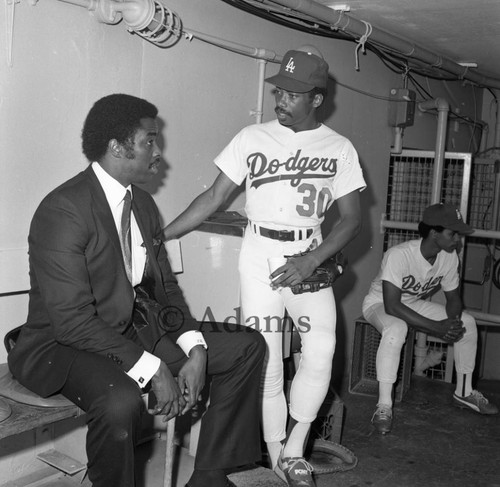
[177,345,207,415]
[440,316,465,343]
[149,361,186,422]
[270,254,318,290]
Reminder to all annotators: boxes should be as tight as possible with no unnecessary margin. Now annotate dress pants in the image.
[61,323,265,487]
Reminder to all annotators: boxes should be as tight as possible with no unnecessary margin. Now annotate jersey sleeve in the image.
[440,252,460,291]
[331,139,366,200]
[379,247,406,290]
[214,128,249,186]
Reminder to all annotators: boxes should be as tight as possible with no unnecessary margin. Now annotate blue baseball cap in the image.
[265,50,329,93]
[422,203,474,235]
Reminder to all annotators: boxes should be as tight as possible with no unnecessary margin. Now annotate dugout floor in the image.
[23,375,500,487]
[156,375,500,487]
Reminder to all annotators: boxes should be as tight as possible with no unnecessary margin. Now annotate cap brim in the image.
[264,74,314,93]
[449,222,475,235]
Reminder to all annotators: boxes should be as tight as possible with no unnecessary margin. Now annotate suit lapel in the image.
[84,166,123,260]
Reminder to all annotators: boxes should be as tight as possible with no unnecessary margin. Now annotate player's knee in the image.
[383,323,408,346]
[460,313,478,341]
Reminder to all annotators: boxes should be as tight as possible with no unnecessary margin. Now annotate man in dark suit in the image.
[8,94,265,487]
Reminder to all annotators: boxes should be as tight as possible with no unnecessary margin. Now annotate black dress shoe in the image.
[185,480,236,487]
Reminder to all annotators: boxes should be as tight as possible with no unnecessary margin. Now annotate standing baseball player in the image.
[362,203,498,435]
[164,48,366,487]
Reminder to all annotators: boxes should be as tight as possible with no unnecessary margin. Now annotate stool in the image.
[349,317,416,402]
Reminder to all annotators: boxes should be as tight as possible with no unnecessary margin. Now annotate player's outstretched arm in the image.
[164,171,238,240]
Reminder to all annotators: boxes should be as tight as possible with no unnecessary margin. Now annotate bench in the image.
[0,364,83,441]
[0,363,176,487]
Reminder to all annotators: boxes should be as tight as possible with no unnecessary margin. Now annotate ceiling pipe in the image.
[268,0,500,90]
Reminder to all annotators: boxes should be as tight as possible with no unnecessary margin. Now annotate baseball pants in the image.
[239,225,336,443]
[363,300,478,384]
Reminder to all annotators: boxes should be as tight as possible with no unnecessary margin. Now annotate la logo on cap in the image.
[285,57,296,74]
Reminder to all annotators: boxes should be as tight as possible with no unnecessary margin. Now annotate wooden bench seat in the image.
[0,362,176,487]
[0,396,81,441]
[0,363,83,441]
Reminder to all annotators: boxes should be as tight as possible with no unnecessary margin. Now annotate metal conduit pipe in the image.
[418,98,450,204]
[58,0,92,8]
[253,58,268,124]
[468,310,500,326]
[269,0,500,89]
[380,219,500,241]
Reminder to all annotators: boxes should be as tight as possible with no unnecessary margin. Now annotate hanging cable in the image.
[354,21,372,71]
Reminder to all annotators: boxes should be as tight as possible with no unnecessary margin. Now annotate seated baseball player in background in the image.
[7,94,266,487]
[362,203,498,435]
[164,47,366,487]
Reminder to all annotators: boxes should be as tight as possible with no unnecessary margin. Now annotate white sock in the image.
[378,382,394,407]
[283,422,311,458]
[267,441,283,469]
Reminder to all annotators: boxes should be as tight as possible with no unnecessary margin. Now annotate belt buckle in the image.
[278,230,294,241]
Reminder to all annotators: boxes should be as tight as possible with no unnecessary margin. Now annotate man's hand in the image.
[149,361,186,422]
[270,253,318,290]
[177,345,207,415]
[440,316,465,343]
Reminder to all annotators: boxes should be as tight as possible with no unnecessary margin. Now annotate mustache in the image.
[275,107,291,117]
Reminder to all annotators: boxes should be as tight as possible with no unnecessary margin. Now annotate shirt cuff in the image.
[176,330,208,356]
[127,351,161,388]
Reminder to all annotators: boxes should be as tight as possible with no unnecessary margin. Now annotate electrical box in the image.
[388,88,416,127]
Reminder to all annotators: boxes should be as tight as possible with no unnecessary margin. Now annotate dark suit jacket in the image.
[8,166,199,397]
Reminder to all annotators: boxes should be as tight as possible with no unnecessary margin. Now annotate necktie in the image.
[120,190,132,282]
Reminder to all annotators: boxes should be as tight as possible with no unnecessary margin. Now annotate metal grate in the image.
[384,228,420,252]
[468,159,497,244]
[422,339,450,381]
[384,150,471,251]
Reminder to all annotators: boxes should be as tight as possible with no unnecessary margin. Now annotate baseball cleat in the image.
[371,403,393,434]
[274,453,316,486]
[453,390,498,414]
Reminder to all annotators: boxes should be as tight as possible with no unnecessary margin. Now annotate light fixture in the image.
[62,0,184,47]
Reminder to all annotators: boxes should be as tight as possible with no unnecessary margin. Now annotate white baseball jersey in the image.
[214,120,366,228]
[363,239,461,311]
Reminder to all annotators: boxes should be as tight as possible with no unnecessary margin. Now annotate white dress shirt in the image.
[91,163,206,388]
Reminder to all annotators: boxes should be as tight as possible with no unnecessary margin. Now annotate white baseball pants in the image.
[239,226,337,443]
[363,300,478,384]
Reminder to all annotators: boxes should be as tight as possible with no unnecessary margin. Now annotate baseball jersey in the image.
[214,120,366,228]
[363,239,461,311]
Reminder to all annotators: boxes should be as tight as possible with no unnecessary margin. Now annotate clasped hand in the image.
[149,346,207,421]
[440,316,465,343]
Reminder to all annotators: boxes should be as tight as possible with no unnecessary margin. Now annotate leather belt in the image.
[253,224,313,242]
